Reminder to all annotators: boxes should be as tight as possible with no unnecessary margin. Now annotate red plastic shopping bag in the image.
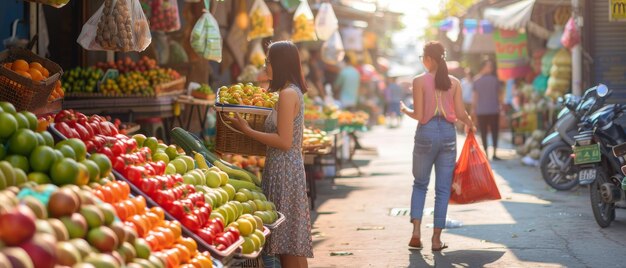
[450,132,501,204]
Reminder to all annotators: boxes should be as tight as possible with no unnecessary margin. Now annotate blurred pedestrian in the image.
[334,56,361,110]
[400,41,475,252]
[458,68,474,133]
[473,59,502,160]
[384,75,404,128]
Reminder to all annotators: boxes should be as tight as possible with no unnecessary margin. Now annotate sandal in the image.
[431,243,448,252]
[408,237,422,249]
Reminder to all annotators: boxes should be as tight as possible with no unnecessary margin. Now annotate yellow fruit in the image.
[236,219,254,236]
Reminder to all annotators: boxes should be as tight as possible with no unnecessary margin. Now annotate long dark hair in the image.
[423,41,451,91]
[267,41,308,93]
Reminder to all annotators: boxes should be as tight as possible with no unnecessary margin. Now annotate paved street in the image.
[308,120,626,268]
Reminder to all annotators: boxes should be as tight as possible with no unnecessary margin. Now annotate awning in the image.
[484,0,535,30]
[462,33,496,53]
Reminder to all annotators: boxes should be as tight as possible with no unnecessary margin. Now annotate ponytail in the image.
[424,41,452,91]
[435,57,451,91]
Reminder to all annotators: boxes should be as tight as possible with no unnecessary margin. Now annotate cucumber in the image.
[228,179,262,192]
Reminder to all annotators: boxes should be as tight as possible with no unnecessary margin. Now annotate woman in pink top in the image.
[400,41,475,251]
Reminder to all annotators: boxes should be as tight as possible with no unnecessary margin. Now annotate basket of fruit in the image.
[154,75,186,96]
[191,83,215,100]
[0,47,63,111]
[215,84,277,156]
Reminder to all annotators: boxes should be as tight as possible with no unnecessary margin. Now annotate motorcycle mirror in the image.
[597,84,609,97]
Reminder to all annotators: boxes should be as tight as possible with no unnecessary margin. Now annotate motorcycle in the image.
[539,85,609,190]
[572,85,626,227]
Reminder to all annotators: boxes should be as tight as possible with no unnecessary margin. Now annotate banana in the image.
[194,151,211,170]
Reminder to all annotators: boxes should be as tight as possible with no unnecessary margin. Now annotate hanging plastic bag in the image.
[450,132,501,204]
[315,3,338,41]
[190,9,222,62]
[561,17,580,49]
[292,0,317,42]
[249,40,266,68]
[248,0,274,40]
[149,0,181,32]
[321,31,344,65]
[23,0,70,8]
[78,0,152,52]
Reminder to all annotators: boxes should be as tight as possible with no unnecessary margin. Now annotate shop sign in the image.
[610,0,626,21]
[493,29,531,80]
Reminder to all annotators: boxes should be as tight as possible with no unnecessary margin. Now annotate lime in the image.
[19,111,38,131]
[50,158,80,186]
[132,134,147,148]
[13,168,27,186]
[56,145,76,160]
[8,129,37,156]
[5,154,30,172]
[143,137,158,154]
[89,153,111,178]
[28,172,51,184]
[0,102,16,114]
[241,237,255,254]
[0,144,6,160]
[13,112,29,130]
[81,159,101,183]
[40,131,54,147]
[0,112,18,138]
[34,132,45,147]
[29,145,56,173]
[152,152,169,164]
[65,139,87,161]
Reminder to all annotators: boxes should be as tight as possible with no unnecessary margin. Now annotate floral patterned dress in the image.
[261,84,314,258]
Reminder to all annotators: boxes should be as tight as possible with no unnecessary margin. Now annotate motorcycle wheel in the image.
[590,170,615,228]
[539,141,579,191]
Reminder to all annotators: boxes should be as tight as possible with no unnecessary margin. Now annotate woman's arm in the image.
[401,76,423,121]
[452,78,476,131]
[231,88,299,151]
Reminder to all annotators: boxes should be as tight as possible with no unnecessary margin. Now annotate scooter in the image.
[539,85,609,190]
[572,85,626,227]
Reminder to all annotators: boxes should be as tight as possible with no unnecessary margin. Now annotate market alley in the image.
[309,121,626,268]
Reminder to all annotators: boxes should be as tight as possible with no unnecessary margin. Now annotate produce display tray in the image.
[264,211,285,230]
[111,170,244,263]
[232,226,271,261]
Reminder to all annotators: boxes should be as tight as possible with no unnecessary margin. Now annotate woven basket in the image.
[215,105,271,156]
[0,48,62,111]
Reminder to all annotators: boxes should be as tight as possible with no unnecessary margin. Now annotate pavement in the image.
[307,119,626,268]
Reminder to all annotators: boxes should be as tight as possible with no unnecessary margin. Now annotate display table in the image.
[62,94,180,142]
[172,95,215,139]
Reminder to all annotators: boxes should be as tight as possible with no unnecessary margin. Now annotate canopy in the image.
[484,0,535,30]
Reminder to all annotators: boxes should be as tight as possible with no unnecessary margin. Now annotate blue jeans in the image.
[410,116,457,229]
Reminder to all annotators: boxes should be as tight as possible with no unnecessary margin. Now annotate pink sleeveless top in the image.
[419,73,457,124]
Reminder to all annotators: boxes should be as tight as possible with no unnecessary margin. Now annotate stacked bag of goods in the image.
[517,129,546,166]
[545,49,572,100]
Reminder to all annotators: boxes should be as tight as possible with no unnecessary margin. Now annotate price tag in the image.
[100,69,119,83]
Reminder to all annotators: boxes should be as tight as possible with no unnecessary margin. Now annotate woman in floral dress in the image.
[228,40,313,267]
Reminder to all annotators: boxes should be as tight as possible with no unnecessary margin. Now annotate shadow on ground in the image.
[408,249,505,267]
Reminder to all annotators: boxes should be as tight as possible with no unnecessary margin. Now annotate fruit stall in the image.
[0,99,289,267]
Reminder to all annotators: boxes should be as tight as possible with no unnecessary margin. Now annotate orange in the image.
[16,71,31,79]
[158,227,175,248]
[177,237,197,257]
[28,69,44,82]
[132,196,146,212]
[12,59,29,72]
[167,221,182,240]
[174,244,191,263]
[41,67,49,78]
[151,207,165,221]
[29,62,43,72]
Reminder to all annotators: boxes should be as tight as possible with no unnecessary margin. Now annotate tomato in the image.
[89,122,101,135]
[181,214,201,232]
[197,206,210,228]
[113,156,126,173]
[143,164,156,177]
[99,146,114,159]
[54,110,74,123]
[99,121,111,136]
[126,165,146,184]
[214,235,231,248]
[196,228,215,244]
[221,231,235,245]
[149,161,166,176]
[76,112,88,124]
[226,226,240,241]
[111,141,126,157]
[140,178,159,196]
[209,218,224,232]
